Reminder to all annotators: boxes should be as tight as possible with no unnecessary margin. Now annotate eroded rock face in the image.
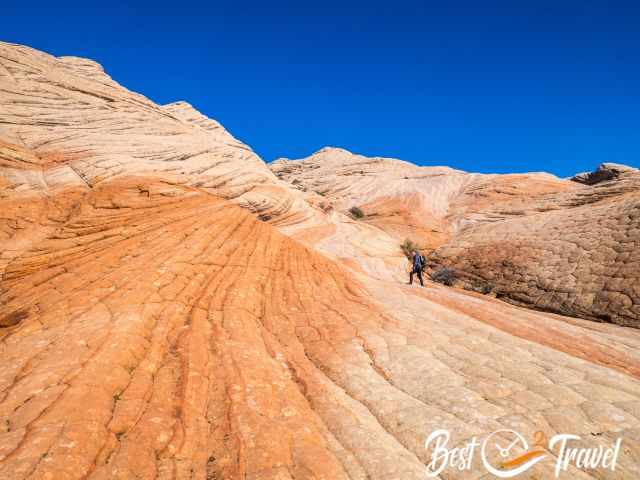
[2,43,640,479]
[0,179,375,479]
[270,147,586,251]
[572,162,639,185]
[427,170,640,327]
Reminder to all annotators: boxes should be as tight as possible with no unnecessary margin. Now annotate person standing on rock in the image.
[409,250,425,286]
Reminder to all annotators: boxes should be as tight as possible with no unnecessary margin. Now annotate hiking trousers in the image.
[410,268,424,286]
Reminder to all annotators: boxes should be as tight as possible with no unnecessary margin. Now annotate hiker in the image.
[409,250,424,286]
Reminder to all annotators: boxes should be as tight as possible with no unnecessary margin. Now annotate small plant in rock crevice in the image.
[400,238,420,260]
[349,206,365,219]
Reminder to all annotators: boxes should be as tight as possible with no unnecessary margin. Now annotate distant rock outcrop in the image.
[271,147,474,252]
[571,162,638,185]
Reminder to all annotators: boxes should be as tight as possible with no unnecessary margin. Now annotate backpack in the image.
[420,255,426,271]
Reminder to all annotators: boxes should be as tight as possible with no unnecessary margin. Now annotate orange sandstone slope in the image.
[0,178,384,479]
[2,42,640,479]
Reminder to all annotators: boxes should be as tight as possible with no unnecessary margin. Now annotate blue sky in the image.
[4,0,640,176]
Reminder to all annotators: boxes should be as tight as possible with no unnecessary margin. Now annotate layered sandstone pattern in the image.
[428,169,640,327]
[0,42,321,227]
[0,179,377,479]
[273,149,639,327]
[271,147,471,250]
[2,42,640,479]
[269,147,583,262]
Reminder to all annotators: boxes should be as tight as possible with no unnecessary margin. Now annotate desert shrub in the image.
[349,206,364,219]
[319,202,333,213]
[400,238,420,259]
[430,267,457,286]
[465,280,494,295]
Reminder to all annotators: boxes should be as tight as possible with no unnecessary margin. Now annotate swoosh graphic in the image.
[501,448,546,469]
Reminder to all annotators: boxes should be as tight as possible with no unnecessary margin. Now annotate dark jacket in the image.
[412,252,423,271]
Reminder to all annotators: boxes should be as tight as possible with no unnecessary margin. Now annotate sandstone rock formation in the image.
[273,148,640,328]
[0,42,323,231]
[427,167,640,328]
[2,42,640,479]
[271,147,470,251]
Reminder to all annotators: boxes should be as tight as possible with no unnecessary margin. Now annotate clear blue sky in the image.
[4,0,640,176]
